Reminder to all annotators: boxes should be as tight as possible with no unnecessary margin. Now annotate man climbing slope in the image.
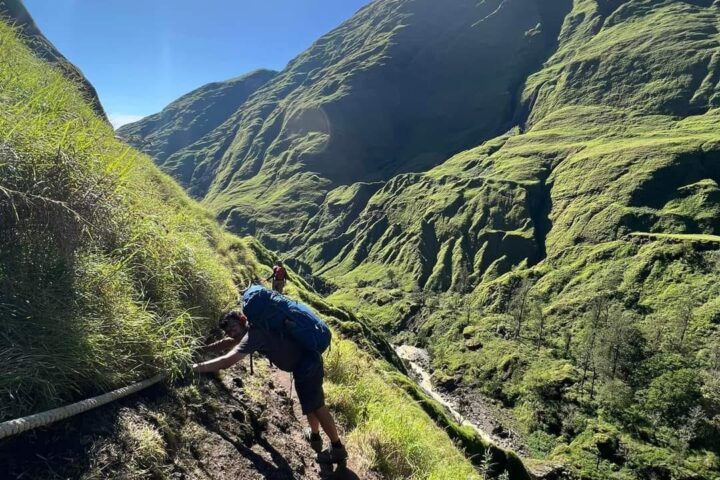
[266,260,288,293]
[192,286,348,466]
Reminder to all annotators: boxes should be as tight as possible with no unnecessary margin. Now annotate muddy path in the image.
[0,362,376,480]
[269,368,378,480]
[395,344,529,456]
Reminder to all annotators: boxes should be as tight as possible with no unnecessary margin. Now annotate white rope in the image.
[0,374,166,440]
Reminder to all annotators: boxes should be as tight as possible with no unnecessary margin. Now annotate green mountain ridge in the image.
[118,69,278,186]
[120,0,574,246]
[0,0,107,120]
[0,7,524,479]
[124,0,720,477]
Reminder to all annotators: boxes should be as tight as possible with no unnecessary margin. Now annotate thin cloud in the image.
[109,114,145,129]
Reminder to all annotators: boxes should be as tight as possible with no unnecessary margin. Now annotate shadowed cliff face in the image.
[288,0,720,290]
[0,0,107,121]
[120,0,573,243]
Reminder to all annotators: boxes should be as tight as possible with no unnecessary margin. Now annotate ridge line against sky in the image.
[23,0,371,128]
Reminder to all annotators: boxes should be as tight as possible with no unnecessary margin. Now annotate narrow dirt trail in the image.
[270,368,380,480]
[0,361,377,480]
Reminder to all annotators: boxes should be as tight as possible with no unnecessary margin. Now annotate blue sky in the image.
[24,0,370,127]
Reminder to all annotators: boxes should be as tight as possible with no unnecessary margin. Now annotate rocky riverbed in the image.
[394,344,529,456]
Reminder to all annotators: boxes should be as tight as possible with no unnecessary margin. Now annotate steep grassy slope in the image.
[0,14,520,479]
[118,0,720,477]
[120,0,573,247]
[294,1,720,478]
[0,0,107,120]
[117,69,277,185]
[0,17,240,422]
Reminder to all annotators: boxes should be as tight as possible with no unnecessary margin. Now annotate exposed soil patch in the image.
[0,362,377,480]
[269,368,377,480]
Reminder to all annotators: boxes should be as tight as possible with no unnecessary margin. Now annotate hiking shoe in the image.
[303,427,323,453]
[316,443,348,464]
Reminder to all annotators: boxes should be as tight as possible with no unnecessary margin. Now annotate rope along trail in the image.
[2,285,272,441]
[0,374,165,440]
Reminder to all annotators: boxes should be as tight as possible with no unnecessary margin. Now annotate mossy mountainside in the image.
[0,0,106,120]
[119,0,573,247]
[0,13,522,479]
[126,0,720,478]
[311,2,720,478]
[310,2,720,478]
[117,69,278,183]
[324,107,720,478]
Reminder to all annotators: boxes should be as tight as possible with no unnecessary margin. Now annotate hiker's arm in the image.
[266,272,274,281]
[201,336,241,354]
[193,349,246,373]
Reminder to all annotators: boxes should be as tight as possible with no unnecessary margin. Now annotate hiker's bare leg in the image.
[314,406,340,443]
[307,412,321,434]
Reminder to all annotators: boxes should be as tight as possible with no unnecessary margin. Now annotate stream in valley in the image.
[394,344,529,456]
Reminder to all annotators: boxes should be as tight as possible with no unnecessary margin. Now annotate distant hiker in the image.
[266,260,288,294]
[192,286,347,466]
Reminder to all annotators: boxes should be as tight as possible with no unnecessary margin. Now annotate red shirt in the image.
[272,266,287,281]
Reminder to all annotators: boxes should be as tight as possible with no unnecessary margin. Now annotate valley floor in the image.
[396,344,529,456]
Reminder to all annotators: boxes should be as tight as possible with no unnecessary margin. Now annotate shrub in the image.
[643,369,702,428]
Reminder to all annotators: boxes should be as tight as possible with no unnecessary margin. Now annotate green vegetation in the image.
[116,411,169,476]
[389,372,528,480]
[325,339,484,480]
[0,14,504,479]
[110,0,720,477]
[630,232,720,243]
[318,109,720,475]
[0,18,242,421]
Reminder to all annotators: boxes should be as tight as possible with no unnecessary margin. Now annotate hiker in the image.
[266,260,288,294]
[192,287,347,466]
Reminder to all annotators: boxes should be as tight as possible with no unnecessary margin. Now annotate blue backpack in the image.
[242,285,332,354]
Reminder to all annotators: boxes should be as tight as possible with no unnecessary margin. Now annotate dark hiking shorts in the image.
[272,279,286,294]
[294,357,325,415]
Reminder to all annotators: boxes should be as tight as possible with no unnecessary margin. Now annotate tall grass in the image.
[0,21,238,420]
[324,339,481,479]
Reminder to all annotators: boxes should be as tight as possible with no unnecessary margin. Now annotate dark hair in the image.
[219,310,243,330]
